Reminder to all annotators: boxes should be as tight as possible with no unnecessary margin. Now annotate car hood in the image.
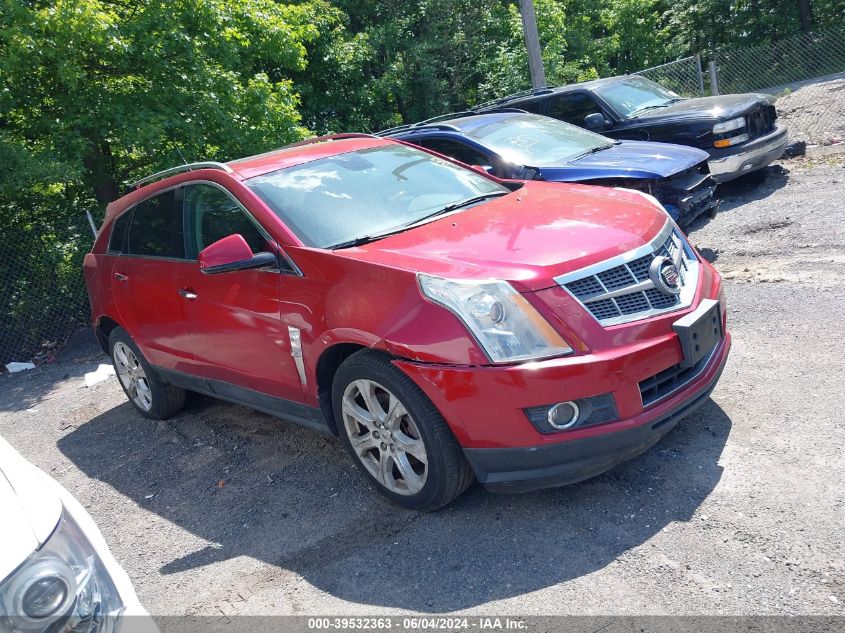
[337,181,668,292]
[0,436,63,582]
[633,93,775,122]
[542,140,708,180]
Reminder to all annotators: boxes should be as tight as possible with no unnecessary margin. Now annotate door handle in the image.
[114,272,128,281]
[179,288,198,300]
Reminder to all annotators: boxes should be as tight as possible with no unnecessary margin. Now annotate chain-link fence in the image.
[0,216,95,367]
[715,30,845,144]
[638,55,706,98]
[635,28,845,145]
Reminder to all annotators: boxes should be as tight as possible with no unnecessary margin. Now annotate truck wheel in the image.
[109,327,185,420]
[332,350,473,511]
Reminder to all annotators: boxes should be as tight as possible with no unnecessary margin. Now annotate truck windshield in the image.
[462,113,614,167]
[247,144,507,248]
[594,76,684,117]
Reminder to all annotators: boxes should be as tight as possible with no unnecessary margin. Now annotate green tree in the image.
[0,0,319,207]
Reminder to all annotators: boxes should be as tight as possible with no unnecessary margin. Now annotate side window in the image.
[184,183,270,256]
[510,99,544,114]
[545,93,604,126]
[126,189,185,258]
[417,138,491,166]
[108,210,131,254]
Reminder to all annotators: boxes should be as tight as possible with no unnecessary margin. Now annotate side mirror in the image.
[199,234,276,275]
[584,113,609,130]
[471,164,496,175]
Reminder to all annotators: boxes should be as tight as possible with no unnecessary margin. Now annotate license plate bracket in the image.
[673,299,722,368]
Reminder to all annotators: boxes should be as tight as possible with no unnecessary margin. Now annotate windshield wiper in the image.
[415,191,510,223]
[570,143,615,161]
[330,191,509,249]
[630,98,685,116]
[330,226,412,249]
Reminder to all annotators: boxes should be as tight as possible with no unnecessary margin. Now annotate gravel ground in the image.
[776,76,845,145]
[1,156,844,618]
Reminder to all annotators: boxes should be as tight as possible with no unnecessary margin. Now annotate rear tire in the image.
[109,327,185,420]
[332,349,473,511]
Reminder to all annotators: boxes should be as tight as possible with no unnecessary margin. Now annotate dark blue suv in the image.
[382,111,718,226]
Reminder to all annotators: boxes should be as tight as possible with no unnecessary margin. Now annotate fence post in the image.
[694,54,705,96]
[708,60,720,95]
[85,210,98,237]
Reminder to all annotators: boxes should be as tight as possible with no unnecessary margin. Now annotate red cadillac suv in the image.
[84,134,730,511]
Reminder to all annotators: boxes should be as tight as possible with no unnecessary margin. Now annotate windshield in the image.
[246,144,507,248]
[594,76,684,117]
[462,113,614,167]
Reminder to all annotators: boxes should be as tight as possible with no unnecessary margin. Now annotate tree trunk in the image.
[82,140,120,205]
[796,0,813,33]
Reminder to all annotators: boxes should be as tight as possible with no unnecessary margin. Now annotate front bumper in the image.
[464,336,729,493]
[708,122,788,182]
[395,307,731,493]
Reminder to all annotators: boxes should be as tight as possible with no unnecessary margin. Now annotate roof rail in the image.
[377,108,530,137]
[129,161,234,190]
[377,123,463,137]
[471,87,555,111]
[286,133,378,148]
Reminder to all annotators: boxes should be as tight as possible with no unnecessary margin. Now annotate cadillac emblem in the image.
[649,256,682,295]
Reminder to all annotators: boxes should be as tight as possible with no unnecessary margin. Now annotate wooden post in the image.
[519,0,546,89]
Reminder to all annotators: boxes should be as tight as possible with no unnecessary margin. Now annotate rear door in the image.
[177,182,305,403]
[111,188,194,371]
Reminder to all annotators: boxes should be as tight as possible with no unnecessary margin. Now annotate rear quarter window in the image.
[107,210,131,254]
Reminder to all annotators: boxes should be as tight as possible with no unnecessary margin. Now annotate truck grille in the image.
[746,104,776,140]
[555,222,699,326]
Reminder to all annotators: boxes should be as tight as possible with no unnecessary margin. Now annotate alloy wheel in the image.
[341,379,428,495]
[113,342,153,412]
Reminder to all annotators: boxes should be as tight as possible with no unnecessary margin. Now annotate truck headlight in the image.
[418,274,572,363]
[0,509,123,633]
[713,117,745,134]
[713,117,747,147]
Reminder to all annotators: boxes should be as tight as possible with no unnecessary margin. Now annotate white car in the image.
[0,435,155,632]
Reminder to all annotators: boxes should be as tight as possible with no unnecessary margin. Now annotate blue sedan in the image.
[382,111,718,226]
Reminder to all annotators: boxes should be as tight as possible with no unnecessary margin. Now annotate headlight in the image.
[713,117,748,147]
[0,509,123,633]
[713,117,745,134]
[418,274,572,363]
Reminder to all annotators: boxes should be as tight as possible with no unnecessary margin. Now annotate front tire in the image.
[109,327,186,420]
[332,350,473,511]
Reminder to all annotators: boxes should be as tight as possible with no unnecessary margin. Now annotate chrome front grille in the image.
[555,222,699,326]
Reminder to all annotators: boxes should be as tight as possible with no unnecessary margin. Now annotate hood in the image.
[337,181,668,292]
[633,93,775,122]
[0,436,63,582]
[541,140,708,181]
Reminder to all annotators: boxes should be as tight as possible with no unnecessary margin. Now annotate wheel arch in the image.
[95,315,122,353]
[315,342,371,435]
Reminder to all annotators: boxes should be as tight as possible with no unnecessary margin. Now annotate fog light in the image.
[22,577,69,619]
[547,401,580,430]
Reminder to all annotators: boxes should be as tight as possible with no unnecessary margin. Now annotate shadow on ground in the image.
[686,164,791,239]
[58,392,731,611]
[0,330,106,413]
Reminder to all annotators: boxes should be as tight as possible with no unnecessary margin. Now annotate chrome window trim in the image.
[554,221,700,327]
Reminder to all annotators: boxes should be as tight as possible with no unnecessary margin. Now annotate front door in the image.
[177,182,304,403]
